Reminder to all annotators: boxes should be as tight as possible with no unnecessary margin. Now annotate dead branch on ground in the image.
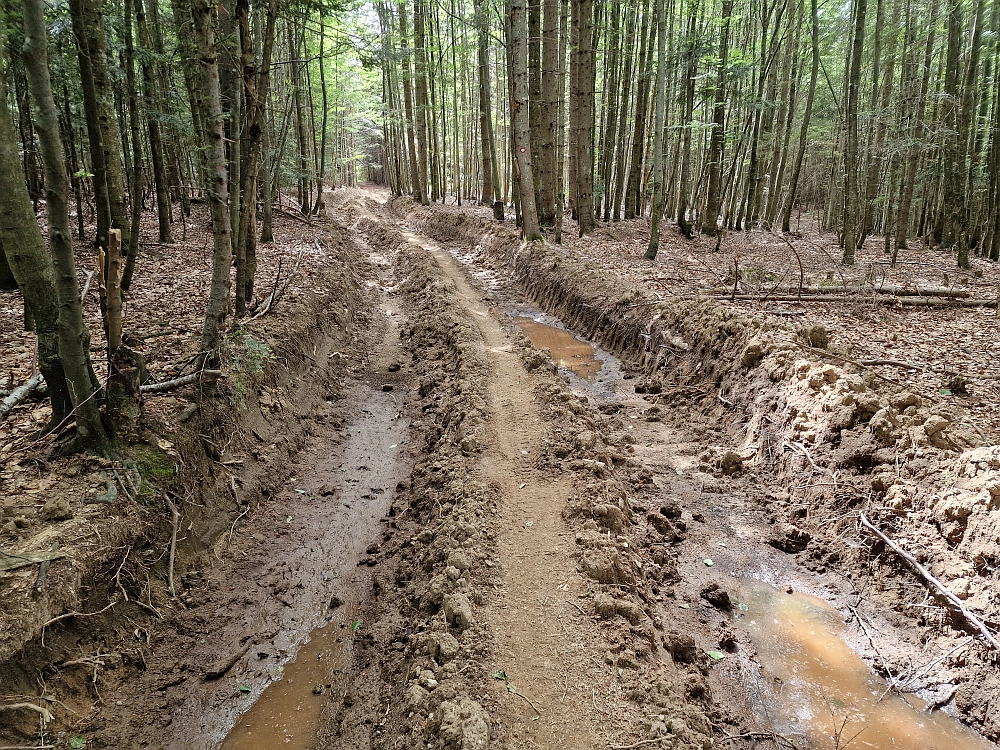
[140,369,224,394]
[0,374,44,420]
[859,512,1000,653]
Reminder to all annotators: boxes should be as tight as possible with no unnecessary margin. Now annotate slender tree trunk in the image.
[136,0,173,243]
[842,0,868,265]
[511,0,542,239]
[413,0,432,205]
[174,0,234,353]
[18,2,110,448]
[894,0,938,253]
[538,0,559,225]
[399,3,427,204]
[67,0,112,251]
[625,2,654,220]
[674,9,697,239]
[781,0,819,233]
[701,0,732,235]
[644,0,667,259]
[574,0,596,235]
[235,0,276,312]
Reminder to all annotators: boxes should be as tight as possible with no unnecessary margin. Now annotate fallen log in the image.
[140,369,224,394]
[710,293,995,307]
[0,373,44,420]
[859,512,1000,653]
[703,284,970,297]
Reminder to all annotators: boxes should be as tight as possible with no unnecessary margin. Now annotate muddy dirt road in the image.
[3,188,998,750]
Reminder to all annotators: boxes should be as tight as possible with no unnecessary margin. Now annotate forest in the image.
[5,0,1000,749]
[1,0,998,446]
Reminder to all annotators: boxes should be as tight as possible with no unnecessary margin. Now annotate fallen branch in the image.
[709,293,996,307]
[140,369,224,394]
[166,497,180,598]
[609,739,665,750]
[705,284,970,298]
[0,374,44,420]
[859,512,1000,653]
[248,244,308,320]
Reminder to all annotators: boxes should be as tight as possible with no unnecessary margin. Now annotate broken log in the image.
[704,284,970,298]
[710,293,995,307]
[0,373,44,420]
[859,512,1000,653]
[139,369,224,394]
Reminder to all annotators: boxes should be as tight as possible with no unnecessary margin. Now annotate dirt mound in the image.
[327,214,499,748]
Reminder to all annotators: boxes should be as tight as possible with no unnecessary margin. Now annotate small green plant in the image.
[226,329,275,405]
[70,738,87,749]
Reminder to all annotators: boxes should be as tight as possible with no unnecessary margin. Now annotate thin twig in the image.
[40,602,116,646]
[510,688,542,715]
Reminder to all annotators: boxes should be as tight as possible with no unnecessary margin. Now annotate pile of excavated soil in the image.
[383,194,1000,743]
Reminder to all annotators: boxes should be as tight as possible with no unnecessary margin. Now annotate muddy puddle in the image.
[221,620,350,750]
[740,582,996,749]
[514,317,603,379]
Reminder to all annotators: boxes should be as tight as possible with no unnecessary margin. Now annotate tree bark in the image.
[781,0,819,233]
[136,0,173,243]
[17,3,110,448]
[701,0,733,236]
[173,0,234,354]
[841,0,868,265]
[644,0,667,259]
[510,0,542,239]
[573,0,596,235]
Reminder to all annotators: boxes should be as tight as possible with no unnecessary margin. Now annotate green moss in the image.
[126,445,178,503]
[225,328,276,405]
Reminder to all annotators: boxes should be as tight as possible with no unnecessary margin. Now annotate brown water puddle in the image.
[741,582,996,749]
[221,620,351,750]
[513,318,602,379]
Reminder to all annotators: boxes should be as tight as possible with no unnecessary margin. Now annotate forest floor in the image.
[2,188,1000,750]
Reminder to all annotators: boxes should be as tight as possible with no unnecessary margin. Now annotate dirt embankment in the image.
[0,217,367,746]
[384,195,1000,741]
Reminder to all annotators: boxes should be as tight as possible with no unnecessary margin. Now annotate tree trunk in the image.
[136,0,173,244]
[510,0,542,239]
[235,0,276,313]
[625,1,654,220]
[573,0,596,235]
[841,0,868,265]
[17,3,110,448]
[537,0,559,225]
[398,3,427,205]
[173,0,234,354]
[644,0,667,259]
[674,9,697,239]
[701,0,732,236]
[781,0,819,233]
[413,0,432,205]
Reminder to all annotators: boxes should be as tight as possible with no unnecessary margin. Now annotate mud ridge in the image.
[384,196,1000,741]
[343,204,718,749]
[331,213,501,749]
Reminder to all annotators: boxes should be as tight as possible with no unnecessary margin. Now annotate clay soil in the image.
[3,188,1000,750]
